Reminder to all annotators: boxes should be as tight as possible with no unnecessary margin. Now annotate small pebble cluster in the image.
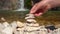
[0,14,60,34]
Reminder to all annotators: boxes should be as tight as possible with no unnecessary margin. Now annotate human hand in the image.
[30,0,60,16]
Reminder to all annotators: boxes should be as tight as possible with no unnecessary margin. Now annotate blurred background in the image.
[0,0,60,26]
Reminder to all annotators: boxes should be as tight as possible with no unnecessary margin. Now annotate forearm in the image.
[58,0,60,6]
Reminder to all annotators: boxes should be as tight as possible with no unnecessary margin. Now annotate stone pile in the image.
[0,14,59,34]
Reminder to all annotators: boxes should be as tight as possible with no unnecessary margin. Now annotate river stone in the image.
[10,21,17,28]
[39,28,47,34]
[56,28,60,34]
[2,26,14,34]
[13,28,20,34]
[2,22,9,28]
[24,23,40,34]
[25,14,35,19]
[26,19,36,23]
[16,28,24,34]
[0,23,4,30]
[0,31,6,34]
[16,21,24,27]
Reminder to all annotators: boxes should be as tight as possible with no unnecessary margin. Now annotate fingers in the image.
[30,0,51,16]
[33,4,51,16]
[34,13,43,16]
[30,1,48,14]
[30,3,38,13]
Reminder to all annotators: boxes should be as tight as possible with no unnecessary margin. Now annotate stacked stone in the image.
[25,14,49,34]
[25,14,36,24]
[24,14,40,34]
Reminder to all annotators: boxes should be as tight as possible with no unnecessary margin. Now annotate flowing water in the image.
[15,0,28,11]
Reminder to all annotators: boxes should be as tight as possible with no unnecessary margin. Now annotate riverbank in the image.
[0,10,60,26]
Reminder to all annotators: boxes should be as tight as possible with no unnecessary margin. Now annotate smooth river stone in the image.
[16,21,24,27]
[2,22,9,28]
[10,21,17,28]
[2,26,14,34]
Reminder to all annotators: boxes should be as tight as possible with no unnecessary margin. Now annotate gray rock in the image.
[56,28,60,34]
[0,31,6,34]
[16,28,24,34]
[2,26,14,34]
[2,22,9,28]
[13,28,21,34]
[0,23,4,30]
[10,21,17,28]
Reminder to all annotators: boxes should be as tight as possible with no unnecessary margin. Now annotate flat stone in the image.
[24,23,40,32]
[26,14,34,17]
[26,19,36,23]
[24,25,40,34]
[25,16,35,19]
[25,14,35,19]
